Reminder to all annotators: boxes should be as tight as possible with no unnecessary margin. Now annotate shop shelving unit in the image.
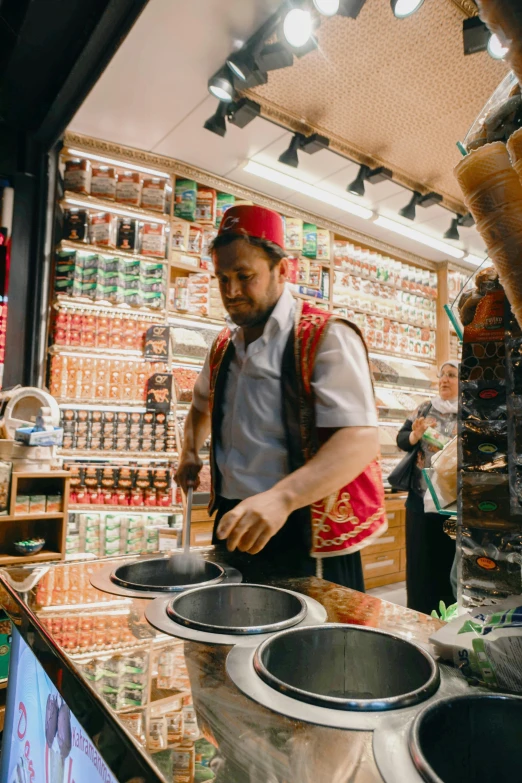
[0,470,70,565]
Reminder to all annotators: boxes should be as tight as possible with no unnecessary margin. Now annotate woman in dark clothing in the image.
[397,361,458,614]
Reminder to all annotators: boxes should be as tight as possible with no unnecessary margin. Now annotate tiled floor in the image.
[367,581,407,607]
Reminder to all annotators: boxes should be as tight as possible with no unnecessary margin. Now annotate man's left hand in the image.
[216,490,292,554]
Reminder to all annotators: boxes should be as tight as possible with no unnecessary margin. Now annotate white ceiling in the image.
[70,0,488,266]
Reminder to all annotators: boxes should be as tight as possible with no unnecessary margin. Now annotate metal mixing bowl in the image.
[110,557,225,593]
[253,624,440,711]
[166,583,307,634]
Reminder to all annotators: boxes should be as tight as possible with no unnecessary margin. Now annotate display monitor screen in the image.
[0,626,119,783]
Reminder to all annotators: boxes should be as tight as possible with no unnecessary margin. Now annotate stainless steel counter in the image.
[0,552,447,783]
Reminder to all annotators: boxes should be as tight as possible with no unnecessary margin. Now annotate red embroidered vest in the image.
[208,299,387,557]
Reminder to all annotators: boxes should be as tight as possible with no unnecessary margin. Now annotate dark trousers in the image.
[406,493,456,614]
[214,497,365,592]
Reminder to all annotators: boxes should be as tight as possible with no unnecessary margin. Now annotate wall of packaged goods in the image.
[47,132,471,580]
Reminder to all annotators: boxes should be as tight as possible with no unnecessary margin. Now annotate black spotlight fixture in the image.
[399,191,442,221]
[301,133,330,154]
[228,98,261,129]
[338,0,368,18]
[278,133,329,167]
[208,68,235,103]
[227,51,259,83]
[444,217,460,241]
[399,191,423,221]
[458,212,475,227]
[279,134,306,168]
[463,17,490,55]
[391,0,425,18]
[204,102,228,137]
[256,42,294,72]
[347,165,393,197]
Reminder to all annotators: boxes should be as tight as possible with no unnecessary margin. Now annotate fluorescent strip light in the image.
[244,161,374,220]
[64,196,169,224]
[374,216,465,259]
[58,402,147,412]
[464,253,487,266]
[66,149,170,179]
[168,315,224,332]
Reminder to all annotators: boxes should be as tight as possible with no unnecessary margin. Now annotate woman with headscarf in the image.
[396,360,459,614]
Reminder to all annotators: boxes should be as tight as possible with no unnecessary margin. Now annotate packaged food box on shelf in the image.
[67,510,166,557]
[333,242,438,297]
[60,408,175,454]
[172,367,200,403]
[170,328,207,360]
[80,651,150,710]
[55,249,167,309]
[63,211,168,259]
[34,560,124,607]
[40,614,145,659]
[52,310,157,351]
[65,461,173,508]
[63,154,171,213]
[49,354,167,403]
[339,308,436,359]
[333,270,436,327]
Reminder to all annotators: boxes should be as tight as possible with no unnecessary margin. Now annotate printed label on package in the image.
[146,373,173,412]
[144,324,170,360]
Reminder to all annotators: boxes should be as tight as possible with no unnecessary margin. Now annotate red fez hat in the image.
[217,205,285,250]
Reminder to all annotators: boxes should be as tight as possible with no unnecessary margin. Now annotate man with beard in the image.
[175,205,386,588]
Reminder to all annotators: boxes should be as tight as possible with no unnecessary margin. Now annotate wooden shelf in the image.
[0,550,62,565]
[58,240,168,266]
[70,505,180,514]
[62,191,170,226]
[59,450,177,460]
[0,513,64,523]
[54,295,166,318]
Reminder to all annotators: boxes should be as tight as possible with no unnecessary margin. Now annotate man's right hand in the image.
[175,453,203,494]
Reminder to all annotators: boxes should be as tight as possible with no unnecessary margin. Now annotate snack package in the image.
[316,228,331,260]
[90,212,117,248]
[431,597,522,692]
[195,187,217,225]
[462,419,508,473]
[461,381,507,421]
[171,220,190,251]
[63,210,88,243]
[174,179,197,222]
[215,192,235,227]
[91,166,116,200]
[141,178,166,213]
[140,222,166,258]
[116,171,142,206]
[64,159,91,194]
[284,218,303,251]
[303,223,318,258]
[422,426,450,450]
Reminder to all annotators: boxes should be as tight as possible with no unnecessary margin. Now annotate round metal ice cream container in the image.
[253,623,440,711]
[110,557,225,593]
[166,583,307,635]
[410,693,522,783]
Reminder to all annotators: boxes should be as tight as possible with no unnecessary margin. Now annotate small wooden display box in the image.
[0,471,70,565]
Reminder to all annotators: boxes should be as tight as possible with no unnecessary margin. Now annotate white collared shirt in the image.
[193,286,378,499]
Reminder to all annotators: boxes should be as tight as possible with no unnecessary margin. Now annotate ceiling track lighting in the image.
[462,18,507,59]
[391,0,425,19]
[278,132,329,167]
[337,0,368,18]
[256,42,294,72]
[399,190,442,221]
[208,68,235,103]
[347,164,393,197]
[203,102,228,137]
[444,217,460,242]
[204,98,261,137]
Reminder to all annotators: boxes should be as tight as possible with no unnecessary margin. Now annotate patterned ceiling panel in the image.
[248,0,507,212]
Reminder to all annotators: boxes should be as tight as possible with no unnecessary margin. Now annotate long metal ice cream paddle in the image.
[169,484,206,581]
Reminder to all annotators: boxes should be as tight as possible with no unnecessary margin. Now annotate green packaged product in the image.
[174,179,197,222]
[215,192,235,227]
[303,223,318,258]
